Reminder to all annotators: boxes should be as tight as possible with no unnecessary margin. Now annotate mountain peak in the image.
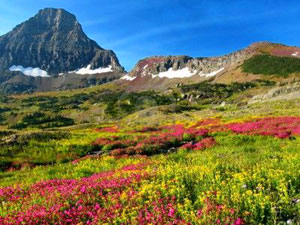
[0,8,124,75]
[34,8,78,26]
[38,8,72,14]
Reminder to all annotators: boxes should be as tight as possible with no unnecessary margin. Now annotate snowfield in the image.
[120,74,136,81]
[9,65,50,77]
[71,65,113,75]
[151,67,224,79]
[153,67,196,78]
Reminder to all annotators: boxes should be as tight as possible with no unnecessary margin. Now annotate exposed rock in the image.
[0,8,124,75]
[249,82,300,103]
[0,8,126,93]
[121,43,271,92]
[128,44,257,79]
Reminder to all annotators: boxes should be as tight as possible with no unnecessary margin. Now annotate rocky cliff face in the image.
[120,43,263,91]
[0,8,124,75]
[128,44,257,79]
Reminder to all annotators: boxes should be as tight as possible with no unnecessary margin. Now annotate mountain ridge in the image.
[119,42,300,91]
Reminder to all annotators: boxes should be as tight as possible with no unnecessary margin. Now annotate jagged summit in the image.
[0,8,124,75]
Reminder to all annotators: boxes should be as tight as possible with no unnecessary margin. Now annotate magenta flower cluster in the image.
[0,163,149,224]
[181,137,217,151]
[227,117,300,138]
[93,124,212,156]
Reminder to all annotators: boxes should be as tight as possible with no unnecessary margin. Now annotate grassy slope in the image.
[1,79,300,170]
[0,79,278,129]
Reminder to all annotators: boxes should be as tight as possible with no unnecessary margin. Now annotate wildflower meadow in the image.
[0,116,299,224]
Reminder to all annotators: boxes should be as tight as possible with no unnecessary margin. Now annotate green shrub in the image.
[242,54,300,76]
[179,81,256,104]
[10,112,74,129]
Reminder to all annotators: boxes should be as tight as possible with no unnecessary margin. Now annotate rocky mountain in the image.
[120,42,300,91]
[0,8,125,93]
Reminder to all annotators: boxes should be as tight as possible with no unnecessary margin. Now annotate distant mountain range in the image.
[1,8,300,94]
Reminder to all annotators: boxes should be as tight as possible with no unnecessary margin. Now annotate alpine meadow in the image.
[0,2,299,225]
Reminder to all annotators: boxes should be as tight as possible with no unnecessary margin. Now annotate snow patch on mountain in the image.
[151,67,224,79]
[120,74,136,81]
[9,65,50,77]
[153,67,196,79]
[71,65,113,75]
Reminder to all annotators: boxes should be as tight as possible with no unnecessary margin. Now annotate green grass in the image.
[0,155,143,187]
[0,130,99,170]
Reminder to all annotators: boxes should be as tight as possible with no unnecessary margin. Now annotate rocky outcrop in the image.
[119,43,264,92]
[128,44,257,79]
[249,82,300,104]
[0,8,124,75]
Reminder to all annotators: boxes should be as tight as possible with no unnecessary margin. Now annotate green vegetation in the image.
[0,89,177,128]
[176,79,275,105]
[0,82,299,223]
[179,81,256,104]
[89,90,174,118]
[10,112,74,129]
[0,79,278,129]
[0,130,92,170]
[243,54,300,76]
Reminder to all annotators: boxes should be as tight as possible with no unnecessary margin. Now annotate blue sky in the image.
[0,0,300,70]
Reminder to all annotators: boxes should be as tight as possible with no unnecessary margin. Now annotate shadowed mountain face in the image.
[0,8,125,93]
[0,8,124,75]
